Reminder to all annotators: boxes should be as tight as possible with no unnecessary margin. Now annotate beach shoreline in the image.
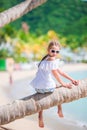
[62,63,87,72]
[0,63,87,130]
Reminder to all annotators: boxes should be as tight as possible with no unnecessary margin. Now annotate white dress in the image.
[30,58,60,91]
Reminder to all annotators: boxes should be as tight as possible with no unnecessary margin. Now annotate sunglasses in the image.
[50,49,60,54]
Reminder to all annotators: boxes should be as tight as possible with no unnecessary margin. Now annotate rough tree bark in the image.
[0,0,47,28]
[0,78,87,125]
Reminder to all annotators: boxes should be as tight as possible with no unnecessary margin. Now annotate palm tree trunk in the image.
[0,0,47,28]
[0,78,87,125]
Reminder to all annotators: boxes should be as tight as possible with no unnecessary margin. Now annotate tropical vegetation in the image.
[0,0,87,62]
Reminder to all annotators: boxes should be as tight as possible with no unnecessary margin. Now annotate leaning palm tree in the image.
[0,78,87,125]
[0,0,47,28]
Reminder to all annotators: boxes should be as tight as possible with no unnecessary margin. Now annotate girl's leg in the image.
[38,110,44,127]
[57,105,64,118]
[56,85,64,117]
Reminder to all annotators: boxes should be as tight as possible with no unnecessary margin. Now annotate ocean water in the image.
[51,70,87,128]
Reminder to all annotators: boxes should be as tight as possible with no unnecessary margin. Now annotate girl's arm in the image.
[52,70,65,85]
[52,69,79,88]
[57,69,79,86]
[57,69,73,81]
[52,70,72,88]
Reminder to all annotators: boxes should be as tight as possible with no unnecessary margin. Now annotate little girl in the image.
[30,39,79,128]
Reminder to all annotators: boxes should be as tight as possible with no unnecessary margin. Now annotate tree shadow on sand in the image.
[0,126,13,130]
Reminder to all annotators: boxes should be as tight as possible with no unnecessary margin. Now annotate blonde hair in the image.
[38,39,61,67]
[48,39,61,50]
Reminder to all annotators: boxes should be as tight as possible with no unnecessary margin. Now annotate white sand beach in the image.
[62,63,87,72]
[0,63,87,130]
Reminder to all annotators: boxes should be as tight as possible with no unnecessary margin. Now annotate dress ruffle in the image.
[39,59,60,71]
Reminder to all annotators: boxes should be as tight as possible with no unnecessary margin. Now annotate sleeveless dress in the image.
[30,58,60,93]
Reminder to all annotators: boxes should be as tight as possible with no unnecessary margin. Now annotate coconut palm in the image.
[0,0,47,28]
[0,78,87,125]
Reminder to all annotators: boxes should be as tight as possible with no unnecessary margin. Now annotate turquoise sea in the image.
[50,70,87,128]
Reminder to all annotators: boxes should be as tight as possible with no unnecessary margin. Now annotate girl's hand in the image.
[71,80,79,86]
[62,83,72,89]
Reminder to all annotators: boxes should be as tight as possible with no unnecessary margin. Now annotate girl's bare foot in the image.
[38,111,44,128]
[58,111,64,118]
[66,86,72,89]
[57,105,64,118]
[39,120,44,128]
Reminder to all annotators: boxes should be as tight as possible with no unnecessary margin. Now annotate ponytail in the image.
[38,54,48,68]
